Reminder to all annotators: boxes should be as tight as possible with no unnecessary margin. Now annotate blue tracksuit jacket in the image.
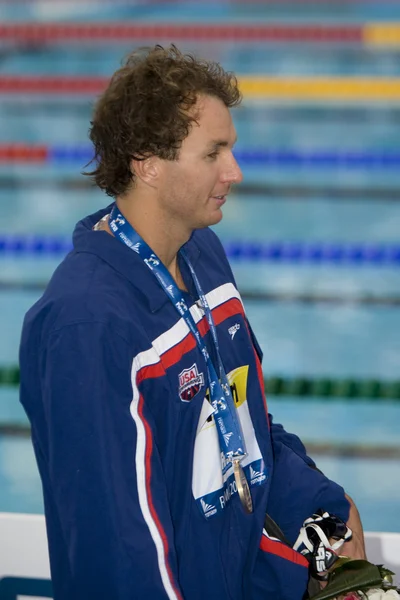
[19,205,349,600]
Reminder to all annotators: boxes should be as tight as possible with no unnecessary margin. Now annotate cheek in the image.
[164,163,217,210]
[194,165,218,192]
[185,172,210,201]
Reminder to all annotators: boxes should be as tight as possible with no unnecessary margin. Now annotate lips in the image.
[211,195,226,206]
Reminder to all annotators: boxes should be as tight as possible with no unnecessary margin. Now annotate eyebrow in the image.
[207,136,238,150]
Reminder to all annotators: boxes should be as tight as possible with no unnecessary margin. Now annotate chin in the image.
[190,209,223,231]
[207,209,224,227]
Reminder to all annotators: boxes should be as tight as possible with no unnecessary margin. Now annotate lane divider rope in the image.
[0,23,363,43]
[0,22,400,47]
[0,280,398,306]
[0,236,399,264]
[3,76,400,100]
[4,145,400,170]
[0,366,398,399]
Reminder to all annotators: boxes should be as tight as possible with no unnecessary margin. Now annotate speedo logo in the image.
[249,464,266,485]
[178,363,204,402]
[200,498,217,517]
[228,323,240,340]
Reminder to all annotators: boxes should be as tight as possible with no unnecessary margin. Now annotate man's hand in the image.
[341,494,367,560]
[318,495,366,592]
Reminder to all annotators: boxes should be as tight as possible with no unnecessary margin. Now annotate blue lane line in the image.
[234,150,400,168]
[0,236,73,255]
[49,146,93,164]
[0,236,399,264]
[12,146,400,169]
[224,241,400,263]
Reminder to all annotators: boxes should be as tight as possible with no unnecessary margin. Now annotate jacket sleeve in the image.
[266,440,350,545]
[39,321,183,600]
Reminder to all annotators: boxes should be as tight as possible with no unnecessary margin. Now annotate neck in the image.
[115,193,190,288]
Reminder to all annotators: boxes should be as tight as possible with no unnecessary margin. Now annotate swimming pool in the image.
[0,0,399,534]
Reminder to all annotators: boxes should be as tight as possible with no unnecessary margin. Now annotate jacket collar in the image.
[73,204,201,313]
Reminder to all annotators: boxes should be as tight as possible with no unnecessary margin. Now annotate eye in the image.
[207,151,219,160]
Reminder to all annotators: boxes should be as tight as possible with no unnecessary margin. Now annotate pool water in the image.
[0,0,399,533]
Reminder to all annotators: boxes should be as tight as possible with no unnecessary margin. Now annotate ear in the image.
[131,156,161,188]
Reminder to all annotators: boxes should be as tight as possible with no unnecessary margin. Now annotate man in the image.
[19,45,365,600]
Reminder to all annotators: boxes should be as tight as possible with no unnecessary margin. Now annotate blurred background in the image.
[0,0,399,534]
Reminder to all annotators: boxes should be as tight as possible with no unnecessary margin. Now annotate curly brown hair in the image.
[83,44,242,198]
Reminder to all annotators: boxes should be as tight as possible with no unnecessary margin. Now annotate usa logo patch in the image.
[178,363,204,402]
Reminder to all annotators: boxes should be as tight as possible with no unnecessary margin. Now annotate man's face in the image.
[156,94,243,232]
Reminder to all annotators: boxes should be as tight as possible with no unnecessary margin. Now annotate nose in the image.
[221,152,243,185]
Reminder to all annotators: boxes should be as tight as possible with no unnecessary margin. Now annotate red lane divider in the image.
[0,144,48,162]
[0,76,108,94]
[0,23,363,43]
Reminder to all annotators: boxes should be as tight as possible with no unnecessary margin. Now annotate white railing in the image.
[0,512,399,599]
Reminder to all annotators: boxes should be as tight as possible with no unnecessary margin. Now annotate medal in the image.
[233,459,253,514]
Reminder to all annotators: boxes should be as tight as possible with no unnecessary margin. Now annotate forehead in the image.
[186,95,236,144]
